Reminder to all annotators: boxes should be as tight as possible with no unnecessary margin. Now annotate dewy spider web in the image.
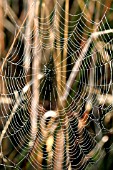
[0,0,113,169]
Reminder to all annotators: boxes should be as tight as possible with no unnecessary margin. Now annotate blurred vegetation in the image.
[0,0,113,169]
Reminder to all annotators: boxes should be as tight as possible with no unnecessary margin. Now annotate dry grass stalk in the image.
[54,2,62,105]
[0,0,5,55]
[0,97,12,104]
[4,18,15,34]
[62,0,69,93]
[93,0,101,28]
[30,1,40,145]
[53,129,65,170]
[29,3,43,169]
[40,3,45,46]
[4,3,21,26]
[24,0,35,119]
[45,6,54,49]
[24,0,34,72]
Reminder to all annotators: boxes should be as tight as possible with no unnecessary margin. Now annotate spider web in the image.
[0,0,113,169]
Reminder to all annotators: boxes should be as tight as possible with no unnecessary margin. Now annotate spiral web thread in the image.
[0,0,113,169]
